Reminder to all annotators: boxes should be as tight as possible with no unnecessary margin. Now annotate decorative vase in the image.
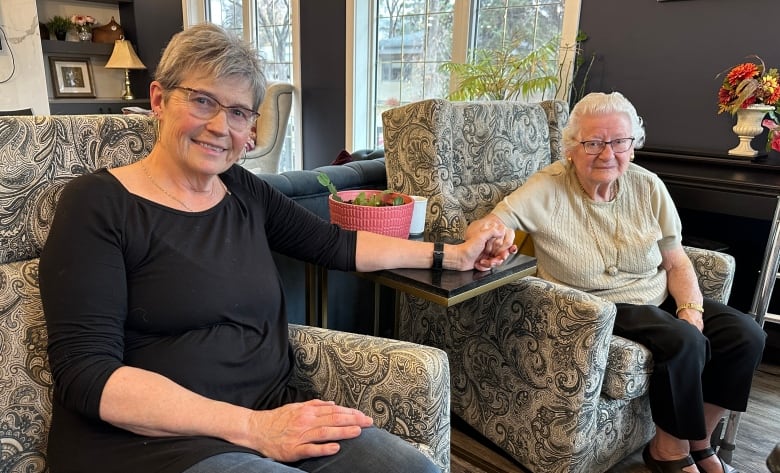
[54,31,66,41]
[76,26,92,42]
[728,104,775,158]
[328,190,414,238]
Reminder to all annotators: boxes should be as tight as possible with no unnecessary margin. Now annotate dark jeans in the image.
[181,426,439,473]
[614,297,766,440]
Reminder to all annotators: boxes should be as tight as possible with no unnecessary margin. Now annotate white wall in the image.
[0,0,49,114]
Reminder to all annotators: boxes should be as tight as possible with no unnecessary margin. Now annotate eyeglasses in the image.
[171,86,258,131]
[579,137,635,155]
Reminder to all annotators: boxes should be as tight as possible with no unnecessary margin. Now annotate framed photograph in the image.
[49,57,96,98]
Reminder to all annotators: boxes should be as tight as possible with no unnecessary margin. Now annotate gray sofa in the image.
[0,114,450,472]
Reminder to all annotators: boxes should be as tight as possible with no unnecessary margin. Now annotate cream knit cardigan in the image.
[492,160,682,305]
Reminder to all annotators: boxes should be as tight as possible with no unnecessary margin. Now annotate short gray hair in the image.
[562,92,646,155]
[155,23,266,110]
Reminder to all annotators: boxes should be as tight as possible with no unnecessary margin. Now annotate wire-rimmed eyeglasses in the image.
[580,137,635,155]
[171,86,259,131]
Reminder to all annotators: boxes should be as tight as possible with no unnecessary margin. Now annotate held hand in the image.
[245,399,373,462]
[462,220,517,272]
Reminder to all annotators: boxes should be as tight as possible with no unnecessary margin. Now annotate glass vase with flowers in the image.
[71,15,96,42]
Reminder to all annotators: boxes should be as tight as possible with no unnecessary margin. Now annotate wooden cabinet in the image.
[633,149,780,317]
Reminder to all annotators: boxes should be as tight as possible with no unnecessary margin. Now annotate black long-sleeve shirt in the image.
[39,165,357,473]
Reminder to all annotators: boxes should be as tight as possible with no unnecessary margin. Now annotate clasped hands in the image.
[465,214,517,271]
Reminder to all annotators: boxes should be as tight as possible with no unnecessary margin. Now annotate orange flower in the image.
[726,62,759,86]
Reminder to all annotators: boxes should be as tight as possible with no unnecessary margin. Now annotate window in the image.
[351,0,581,150]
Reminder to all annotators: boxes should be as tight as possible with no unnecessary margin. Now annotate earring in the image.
[630,153,635,162]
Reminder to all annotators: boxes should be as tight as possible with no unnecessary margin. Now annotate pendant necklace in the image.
[578,180,621,276]
[140,160,229,212]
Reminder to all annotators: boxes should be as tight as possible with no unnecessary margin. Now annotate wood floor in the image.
[451,363,780,473]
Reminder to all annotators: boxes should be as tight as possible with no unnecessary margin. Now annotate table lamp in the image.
[105,37,146,100]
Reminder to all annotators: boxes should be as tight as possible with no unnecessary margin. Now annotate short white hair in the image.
[562,92,646,156]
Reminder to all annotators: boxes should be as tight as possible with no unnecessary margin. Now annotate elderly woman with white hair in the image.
[467,91,765,473]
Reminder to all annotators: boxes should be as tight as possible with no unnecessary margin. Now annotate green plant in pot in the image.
[438,35,560,101]
[318,173,414,238]
[46,15,74,40]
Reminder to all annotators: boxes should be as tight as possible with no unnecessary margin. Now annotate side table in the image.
[356,252,537,336]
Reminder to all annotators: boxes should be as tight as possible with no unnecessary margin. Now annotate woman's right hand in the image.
[243,399,374,462]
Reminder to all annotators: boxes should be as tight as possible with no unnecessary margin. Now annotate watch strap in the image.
[432,242,444,270]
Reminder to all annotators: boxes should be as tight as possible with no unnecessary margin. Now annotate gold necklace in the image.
[578,180,621,276]
[139,160,229,212]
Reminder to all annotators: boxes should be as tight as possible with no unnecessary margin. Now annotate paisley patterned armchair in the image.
[382,99,736,473]
[0,114,451,472]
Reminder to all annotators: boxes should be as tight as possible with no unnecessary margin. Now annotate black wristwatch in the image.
[432,242,444,270]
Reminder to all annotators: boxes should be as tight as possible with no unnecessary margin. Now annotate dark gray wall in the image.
[299,0,347,169]
[120,0,184,100]
[578,0,780,155]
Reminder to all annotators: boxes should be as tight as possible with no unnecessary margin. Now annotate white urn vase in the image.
[728,104,775,158]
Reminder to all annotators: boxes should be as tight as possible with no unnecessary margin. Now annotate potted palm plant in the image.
[46,15,73,41]
[318,173,414,238]
[438,36,560,101]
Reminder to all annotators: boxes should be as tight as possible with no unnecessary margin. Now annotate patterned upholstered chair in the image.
[0,114,450,472]
[241,81,294,174]
[382,99,736,473]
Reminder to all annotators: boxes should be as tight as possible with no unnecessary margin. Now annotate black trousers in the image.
[613,297,766,440]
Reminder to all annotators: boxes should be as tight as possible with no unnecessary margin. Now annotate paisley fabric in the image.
[288,324,451,472]
[0,259,49,473]
[0,114,157,264]
[0,115,451,473]
[382,99,736,473]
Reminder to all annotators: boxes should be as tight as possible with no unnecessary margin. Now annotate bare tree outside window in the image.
[375,0,455,145]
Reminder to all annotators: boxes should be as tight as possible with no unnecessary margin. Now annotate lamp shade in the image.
[105,39,146,70]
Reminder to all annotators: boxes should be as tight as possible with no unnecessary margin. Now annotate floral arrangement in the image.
[70,14,96,31]
[717,55,780,115]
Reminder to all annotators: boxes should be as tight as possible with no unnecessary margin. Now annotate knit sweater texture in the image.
[492,160,682,305]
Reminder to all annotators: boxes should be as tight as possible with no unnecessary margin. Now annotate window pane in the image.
[206,0,243,36]
[374,0,455,147]
[255,0,293,82]
[474,7,508,51]
[254,0,295,172]
[428,0,456,13]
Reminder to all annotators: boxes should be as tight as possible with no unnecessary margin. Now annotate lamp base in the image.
[120,68,135,100]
